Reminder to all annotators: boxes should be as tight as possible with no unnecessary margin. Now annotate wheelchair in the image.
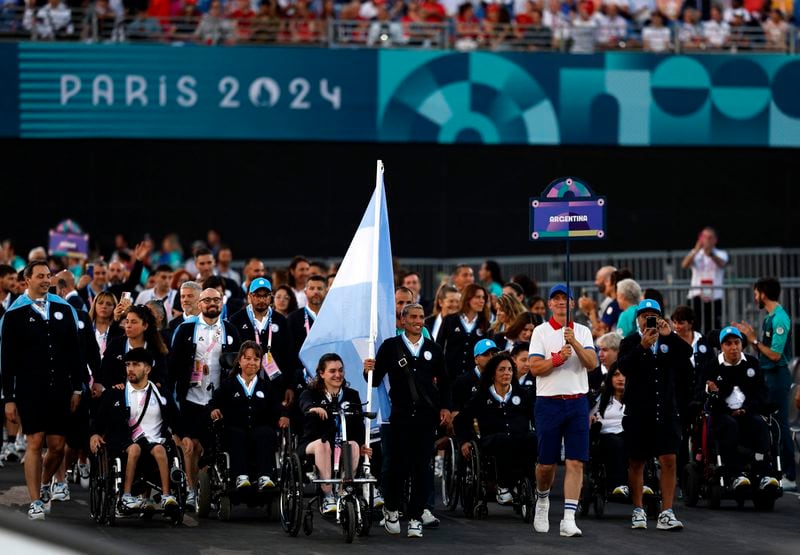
[195,418,291,521]
[683,396,783,511]
[88,439,188,527]
[441,436,460,511]
[580,424,661,518]
[280,403,378,544]
[455,422,536,522]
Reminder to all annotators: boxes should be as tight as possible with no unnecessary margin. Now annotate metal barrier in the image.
[2,7,798,54]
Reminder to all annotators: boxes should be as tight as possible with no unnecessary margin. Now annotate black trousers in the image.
[481,432,537,488]
[226,424,276,478]
[598,432,627,490]
[691,297,723,335]
[712,412,771,476]
[385,412,435,521]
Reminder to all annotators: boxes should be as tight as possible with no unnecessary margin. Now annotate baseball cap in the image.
[635,299,662,317]
[123,347,154,366]
[249,277,273,294]
[474,339,499,357]
[548,284,574,300]
[719,326,743,343]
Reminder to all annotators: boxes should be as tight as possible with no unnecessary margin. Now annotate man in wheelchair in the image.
[90,347,182,511]
[455,353,537,506]
[699,326,779,492]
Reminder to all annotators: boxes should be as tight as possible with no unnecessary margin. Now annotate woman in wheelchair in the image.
[589,363,629,497]
[297,353,371,515]
[699,326,778,491]
[89,347,182,511]
[209,340,288,492]
[455,353,537,505]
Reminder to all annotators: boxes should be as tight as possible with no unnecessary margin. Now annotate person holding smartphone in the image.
[618,299,692,531]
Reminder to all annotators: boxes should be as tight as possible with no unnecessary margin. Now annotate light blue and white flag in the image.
[299,161,395,428]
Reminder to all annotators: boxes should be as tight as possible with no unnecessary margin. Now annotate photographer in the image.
[618,300,692,531]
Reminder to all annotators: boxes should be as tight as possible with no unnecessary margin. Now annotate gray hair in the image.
[145,300,167,328]
[401,302,425,319]
[596,332,621,351]
[616,278,642,304]
[180,280,202,293]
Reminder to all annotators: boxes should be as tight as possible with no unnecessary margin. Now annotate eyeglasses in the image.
[250,292,272,299]
[199,297,222,304]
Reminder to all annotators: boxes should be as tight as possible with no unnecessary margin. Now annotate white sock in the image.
[564,498,578,520]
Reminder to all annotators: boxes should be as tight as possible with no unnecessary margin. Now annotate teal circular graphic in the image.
[545,177,593,199]
[651,57,710,116]
[771,61,800,118]
[710,59,770,120]
[378,53,559,145]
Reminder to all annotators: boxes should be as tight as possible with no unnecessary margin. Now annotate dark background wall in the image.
[1,139,795,259]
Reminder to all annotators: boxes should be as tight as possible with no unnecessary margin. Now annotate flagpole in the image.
[364,159,383,477]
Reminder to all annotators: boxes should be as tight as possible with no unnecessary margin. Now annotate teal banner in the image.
[4,43,800,146]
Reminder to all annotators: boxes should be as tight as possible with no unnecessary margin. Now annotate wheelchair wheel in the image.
[683,464,700,508]
[518,477,535,524]
[196,469,212,518]
[579,466,592,517]
[442,438,460,511]
[356,484,373,537]
[218,495,232,521]
[105,458,120,527]
[462,441,481,519]
[280,453,303,537]
[341,497,356,544]
[593,492,606,518]
[89,450,109,524]
[303,511,314,536]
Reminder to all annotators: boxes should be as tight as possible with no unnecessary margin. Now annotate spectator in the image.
[677,6,702,49]
[252,0,281,42]
[479,259,504,300]
[28,246,47,262]
[481,3,511,49]
[229,0,256,40]
[657,0,682,19]
[615,278,643,338]
[420,0,446,22]
[724,0,751,22]
[289,0,319,43]
[642,11,672,52]
[571,1,598,53]
[367,1,407,46]
[702,3,730,48]
[514,6,554,50]
[194,0,236,44]
[543,0,571,47]
[454,0,481,50]
[23,0,74,40]
[762,8,788,49]
[594,3,628,48]
[630,0,655,24]
[578,265,616,339]
[681,226,728,333]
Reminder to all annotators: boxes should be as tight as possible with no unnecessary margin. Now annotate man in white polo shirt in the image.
[529,284,598,537]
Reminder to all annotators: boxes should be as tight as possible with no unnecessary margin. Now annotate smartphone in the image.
[86,263,94,279]
[122,292,132,302]
[646,316,657,329]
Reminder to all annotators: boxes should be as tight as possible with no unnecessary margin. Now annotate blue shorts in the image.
[535,396,589,465]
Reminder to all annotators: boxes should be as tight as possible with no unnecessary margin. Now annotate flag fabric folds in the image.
[298,170,395,413]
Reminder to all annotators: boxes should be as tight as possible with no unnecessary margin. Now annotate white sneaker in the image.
[78,462,91,489]
[533,497,550,533]
[780,478,797,491]
[421,508,440,528]
[39,485,52,514]
[760,476,780,490]
[612,485,630,497]
[559,518,582,537]
[2,442,18,463]
[383,507,401,535]
[235,475,251,489]
[407,519,423,538]
[496,487,513,505]
[434,455,444,478]
[185,489,196,511]
[321,495,337,515]
[15,435,27,455]
[643,485,655,496]
[257,475,275,491]
[121,493,143,510]
[631,507,647,529]
[28,500,45,521]
[161,494,178,509]
[373,489,385,508]
[51,482,70,502]
[656,509,684,531]
[732,475,751,490]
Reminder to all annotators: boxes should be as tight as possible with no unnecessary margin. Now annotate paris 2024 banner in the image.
[1,43,799,146]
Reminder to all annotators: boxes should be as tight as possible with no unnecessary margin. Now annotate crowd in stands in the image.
[0,0,796,50]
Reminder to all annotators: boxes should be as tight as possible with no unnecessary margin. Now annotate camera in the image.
[646,316,657,329]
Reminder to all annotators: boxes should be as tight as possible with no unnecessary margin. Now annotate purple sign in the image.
[48,230,89,257]
[530,177,606,241]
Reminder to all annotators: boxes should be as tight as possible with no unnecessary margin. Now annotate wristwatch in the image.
[752,339,760,348]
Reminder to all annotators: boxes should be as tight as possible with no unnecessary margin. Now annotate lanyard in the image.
[194,321,223,363]
[247,306,273,352]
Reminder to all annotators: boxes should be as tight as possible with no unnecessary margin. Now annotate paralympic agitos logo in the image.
[58,74,342,110]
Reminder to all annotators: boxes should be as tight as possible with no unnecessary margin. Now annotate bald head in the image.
[198,287,223,319]
[55,269,75,293]
[108,260,126,285]
[595,265,617,297]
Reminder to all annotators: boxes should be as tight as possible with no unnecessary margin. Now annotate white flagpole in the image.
[364,159,383,476]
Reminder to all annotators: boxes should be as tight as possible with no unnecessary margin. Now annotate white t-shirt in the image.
[688,248,728,301]
[590,396,625,434]
[135,288,178,322]
[127,382,166,444]
[643,25,671,52]
[186,318,226,406]
[529,319,594,396]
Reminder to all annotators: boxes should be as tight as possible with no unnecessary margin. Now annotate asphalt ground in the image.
[1,460,798,555]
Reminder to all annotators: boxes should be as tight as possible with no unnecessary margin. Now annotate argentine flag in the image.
[299,162,395,420]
